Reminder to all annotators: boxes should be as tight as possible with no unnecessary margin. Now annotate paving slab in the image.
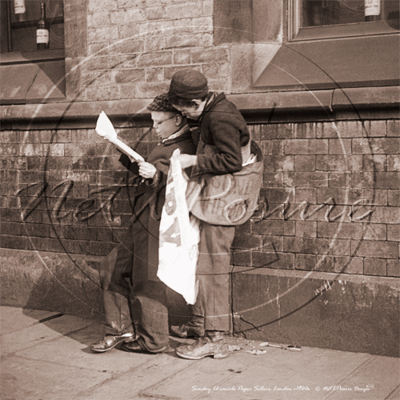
[1,355,113,400]
[386,385,400,400]
[1,314,94,356]
[1,306,399,400]
[13,325,150,374]
[187,347,327,400]
[262,349,372,400]
[142,351,259,399]
[75,349,193,400]
[0,307,61,334]
[141,345,396,400]
[327,356,400,400]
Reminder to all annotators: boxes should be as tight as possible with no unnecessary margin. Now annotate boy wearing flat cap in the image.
[90,94,195,355]
[168,69,250,360]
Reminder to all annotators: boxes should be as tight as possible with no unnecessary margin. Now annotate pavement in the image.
[1,306,399,400]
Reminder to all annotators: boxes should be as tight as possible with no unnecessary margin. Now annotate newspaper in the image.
[95,111,144,162]
[158,149,200,305]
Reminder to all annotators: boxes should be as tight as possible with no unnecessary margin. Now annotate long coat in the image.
[118,127,196,283]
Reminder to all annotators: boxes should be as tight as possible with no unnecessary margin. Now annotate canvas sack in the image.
[186,140,263,226]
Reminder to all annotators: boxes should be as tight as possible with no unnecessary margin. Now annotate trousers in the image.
[192,222,236,332]
[99,210,169,352]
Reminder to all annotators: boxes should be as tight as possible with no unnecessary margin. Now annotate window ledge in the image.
[0,50,66,104]
[231,86,400,122]
[0,49,65,65]
[0,59,65,104]
[254,35,400,91]
[1,86,398,129]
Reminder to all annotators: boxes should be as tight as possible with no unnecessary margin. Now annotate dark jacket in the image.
[119,127,195,281]
[193,92,250,177]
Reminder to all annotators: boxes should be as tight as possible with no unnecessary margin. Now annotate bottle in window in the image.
[36,2,49,50]
[365,0,381,21]
[14,0,26,22]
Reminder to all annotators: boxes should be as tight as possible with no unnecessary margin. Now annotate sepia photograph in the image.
[0,0,399,399]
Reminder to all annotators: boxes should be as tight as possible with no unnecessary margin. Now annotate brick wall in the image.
[1,125,154,258]
[2,120,399,279]
[232,121,399,278]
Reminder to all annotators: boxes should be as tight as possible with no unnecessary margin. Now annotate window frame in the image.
[0,0,66,104]
[288,0,399,41]
[2,0,65,54]
[0,0,88,105]
[252,0,399,91]
[0,49,65,65]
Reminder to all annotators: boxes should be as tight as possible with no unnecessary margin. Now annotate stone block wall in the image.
[1,125,154,258]
[232,120,399,357]
[71,0,231,102]
[232,121,400,279]
[2,119,399,276]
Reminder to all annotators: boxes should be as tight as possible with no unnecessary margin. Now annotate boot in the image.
[121,338,169,354]
[90,333,134,353]
[175,331,229,360]
[170,315,205,338]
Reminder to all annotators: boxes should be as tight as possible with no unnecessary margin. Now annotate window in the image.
[290,0,400,40]
[1,0,64,53]
[0,0,65,104]
[301,0,398,26]
[253,0,399,90]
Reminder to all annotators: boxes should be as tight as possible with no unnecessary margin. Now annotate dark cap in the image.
[147,93,177,112]
[168,69,208,100]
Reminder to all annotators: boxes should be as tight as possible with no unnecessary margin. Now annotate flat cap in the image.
[168,69,208,100]
[147,93,176,112]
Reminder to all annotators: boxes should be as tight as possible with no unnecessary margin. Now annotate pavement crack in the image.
[38,313,64,323]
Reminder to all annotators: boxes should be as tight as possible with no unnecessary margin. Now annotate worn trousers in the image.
[192,222,236,333]
[99,227,169,352]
